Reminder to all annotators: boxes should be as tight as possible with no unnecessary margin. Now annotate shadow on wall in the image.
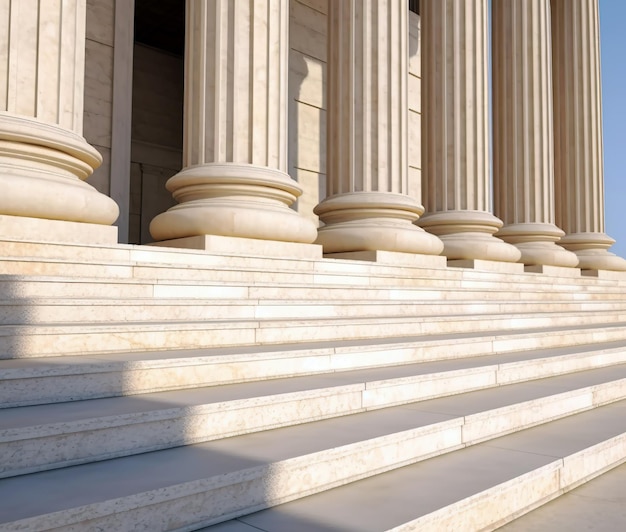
[288,5,327,228]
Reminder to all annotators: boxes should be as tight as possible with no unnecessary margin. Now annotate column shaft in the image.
[492,0,578,267]
[314,0,443,255]
[150,0,316,244]
[418,0,520,262]
[0,0,118,227]
[551,0,626,270]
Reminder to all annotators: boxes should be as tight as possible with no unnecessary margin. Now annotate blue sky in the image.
[600,0,626,257]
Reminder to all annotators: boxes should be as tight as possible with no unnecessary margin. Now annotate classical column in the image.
[492,0,578,267]
[551,0,626,271]
[418,0,520,263]
[150,0,317,245]
[0,0,119,233]
[313,0,443,255]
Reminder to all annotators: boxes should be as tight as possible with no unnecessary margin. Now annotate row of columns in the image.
[1,0,624,271]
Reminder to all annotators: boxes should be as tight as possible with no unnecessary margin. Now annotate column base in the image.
[417,211,521,263]
[149,164,318,244]
[558,232,626,271]
[496,223,579,267]
[314,192,444,255]
[0,115,119,226]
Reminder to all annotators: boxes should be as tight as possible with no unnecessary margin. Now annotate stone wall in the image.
[84,0,115,196]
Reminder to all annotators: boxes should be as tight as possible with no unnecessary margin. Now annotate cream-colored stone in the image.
[552,0,626,272]
[404,463,562,532]
[363,368,497,410]
[150,0,317,246]
[315,1,443,256]
[448,259,525,274]
[419,1,520,263]
[524,264,582,278]
[149,235,322,260]
[323,250,446,268]
[0,1,119,230]
[0,214,117,246]
[560,434,626,490]
[492,0,578,268]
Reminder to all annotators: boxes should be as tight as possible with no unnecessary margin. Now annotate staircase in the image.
[1,239,626,531]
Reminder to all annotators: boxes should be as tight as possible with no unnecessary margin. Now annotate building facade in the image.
[1,0,624,271]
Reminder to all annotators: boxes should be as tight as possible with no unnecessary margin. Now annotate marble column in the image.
[313,0,443,255]
[150,0,317,245]
[551,0,626,271]
[418,0,520,263]
[0,0,119,229]
[492,0,578,267]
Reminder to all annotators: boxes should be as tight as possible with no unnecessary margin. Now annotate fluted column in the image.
[551,0,626,271]
[492,0,578,267]
[313,0,443,255]
[0,0,118,227]
[150,0,317,244]
[418,0,520,263]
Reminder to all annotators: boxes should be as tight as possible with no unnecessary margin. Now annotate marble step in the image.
[2,355,626,479]
[203,400,626,532]
[4,242,626,289]
[2,297,626,325]
[4,276,626,304]
[3,336,626,408]
[498,460,626,530]
[3,313,626,359]
[2,375,625,531]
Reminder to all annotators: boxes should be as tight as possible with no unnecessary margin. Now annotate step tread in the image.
[2,388,625,529]
[2,313,626,333]
[204,400,626,532]
[499,461,626,530]
[3,360,625,442]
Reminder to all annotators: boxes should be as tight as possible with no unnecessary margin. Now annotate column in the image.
[492,0,578,267]
[418,0,520,263]
[313,0,443,255]
[551,0,626,271]
[149,0,317,245]
[0,0,119,233]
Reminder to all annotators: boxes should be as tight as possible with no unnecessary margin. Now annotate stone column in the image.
[0,0,119,237]
[492,0,578,267]
[150,0,317,245]
[313,0,443,255]
[551,0,626,271]
[418,0,520,263]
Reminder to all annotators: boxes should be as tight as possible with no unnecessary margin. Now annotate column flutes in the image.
[419,0,520,263]
[314,0,443,255]
[0,0,119,228]
[551,0,626,270]
[492,0,578,267]
[150,0,317,245]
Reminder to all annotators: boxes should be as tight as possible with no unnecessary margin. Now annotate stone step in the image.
[498,460,626,530]
[5,276,626,304]
[204,400,626,532]
[3,242,626,290]
[3,336,626,408]
[3,297,626,325]
[1,374,625,531]
[3,313,626,359]
[2,352,626,479]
